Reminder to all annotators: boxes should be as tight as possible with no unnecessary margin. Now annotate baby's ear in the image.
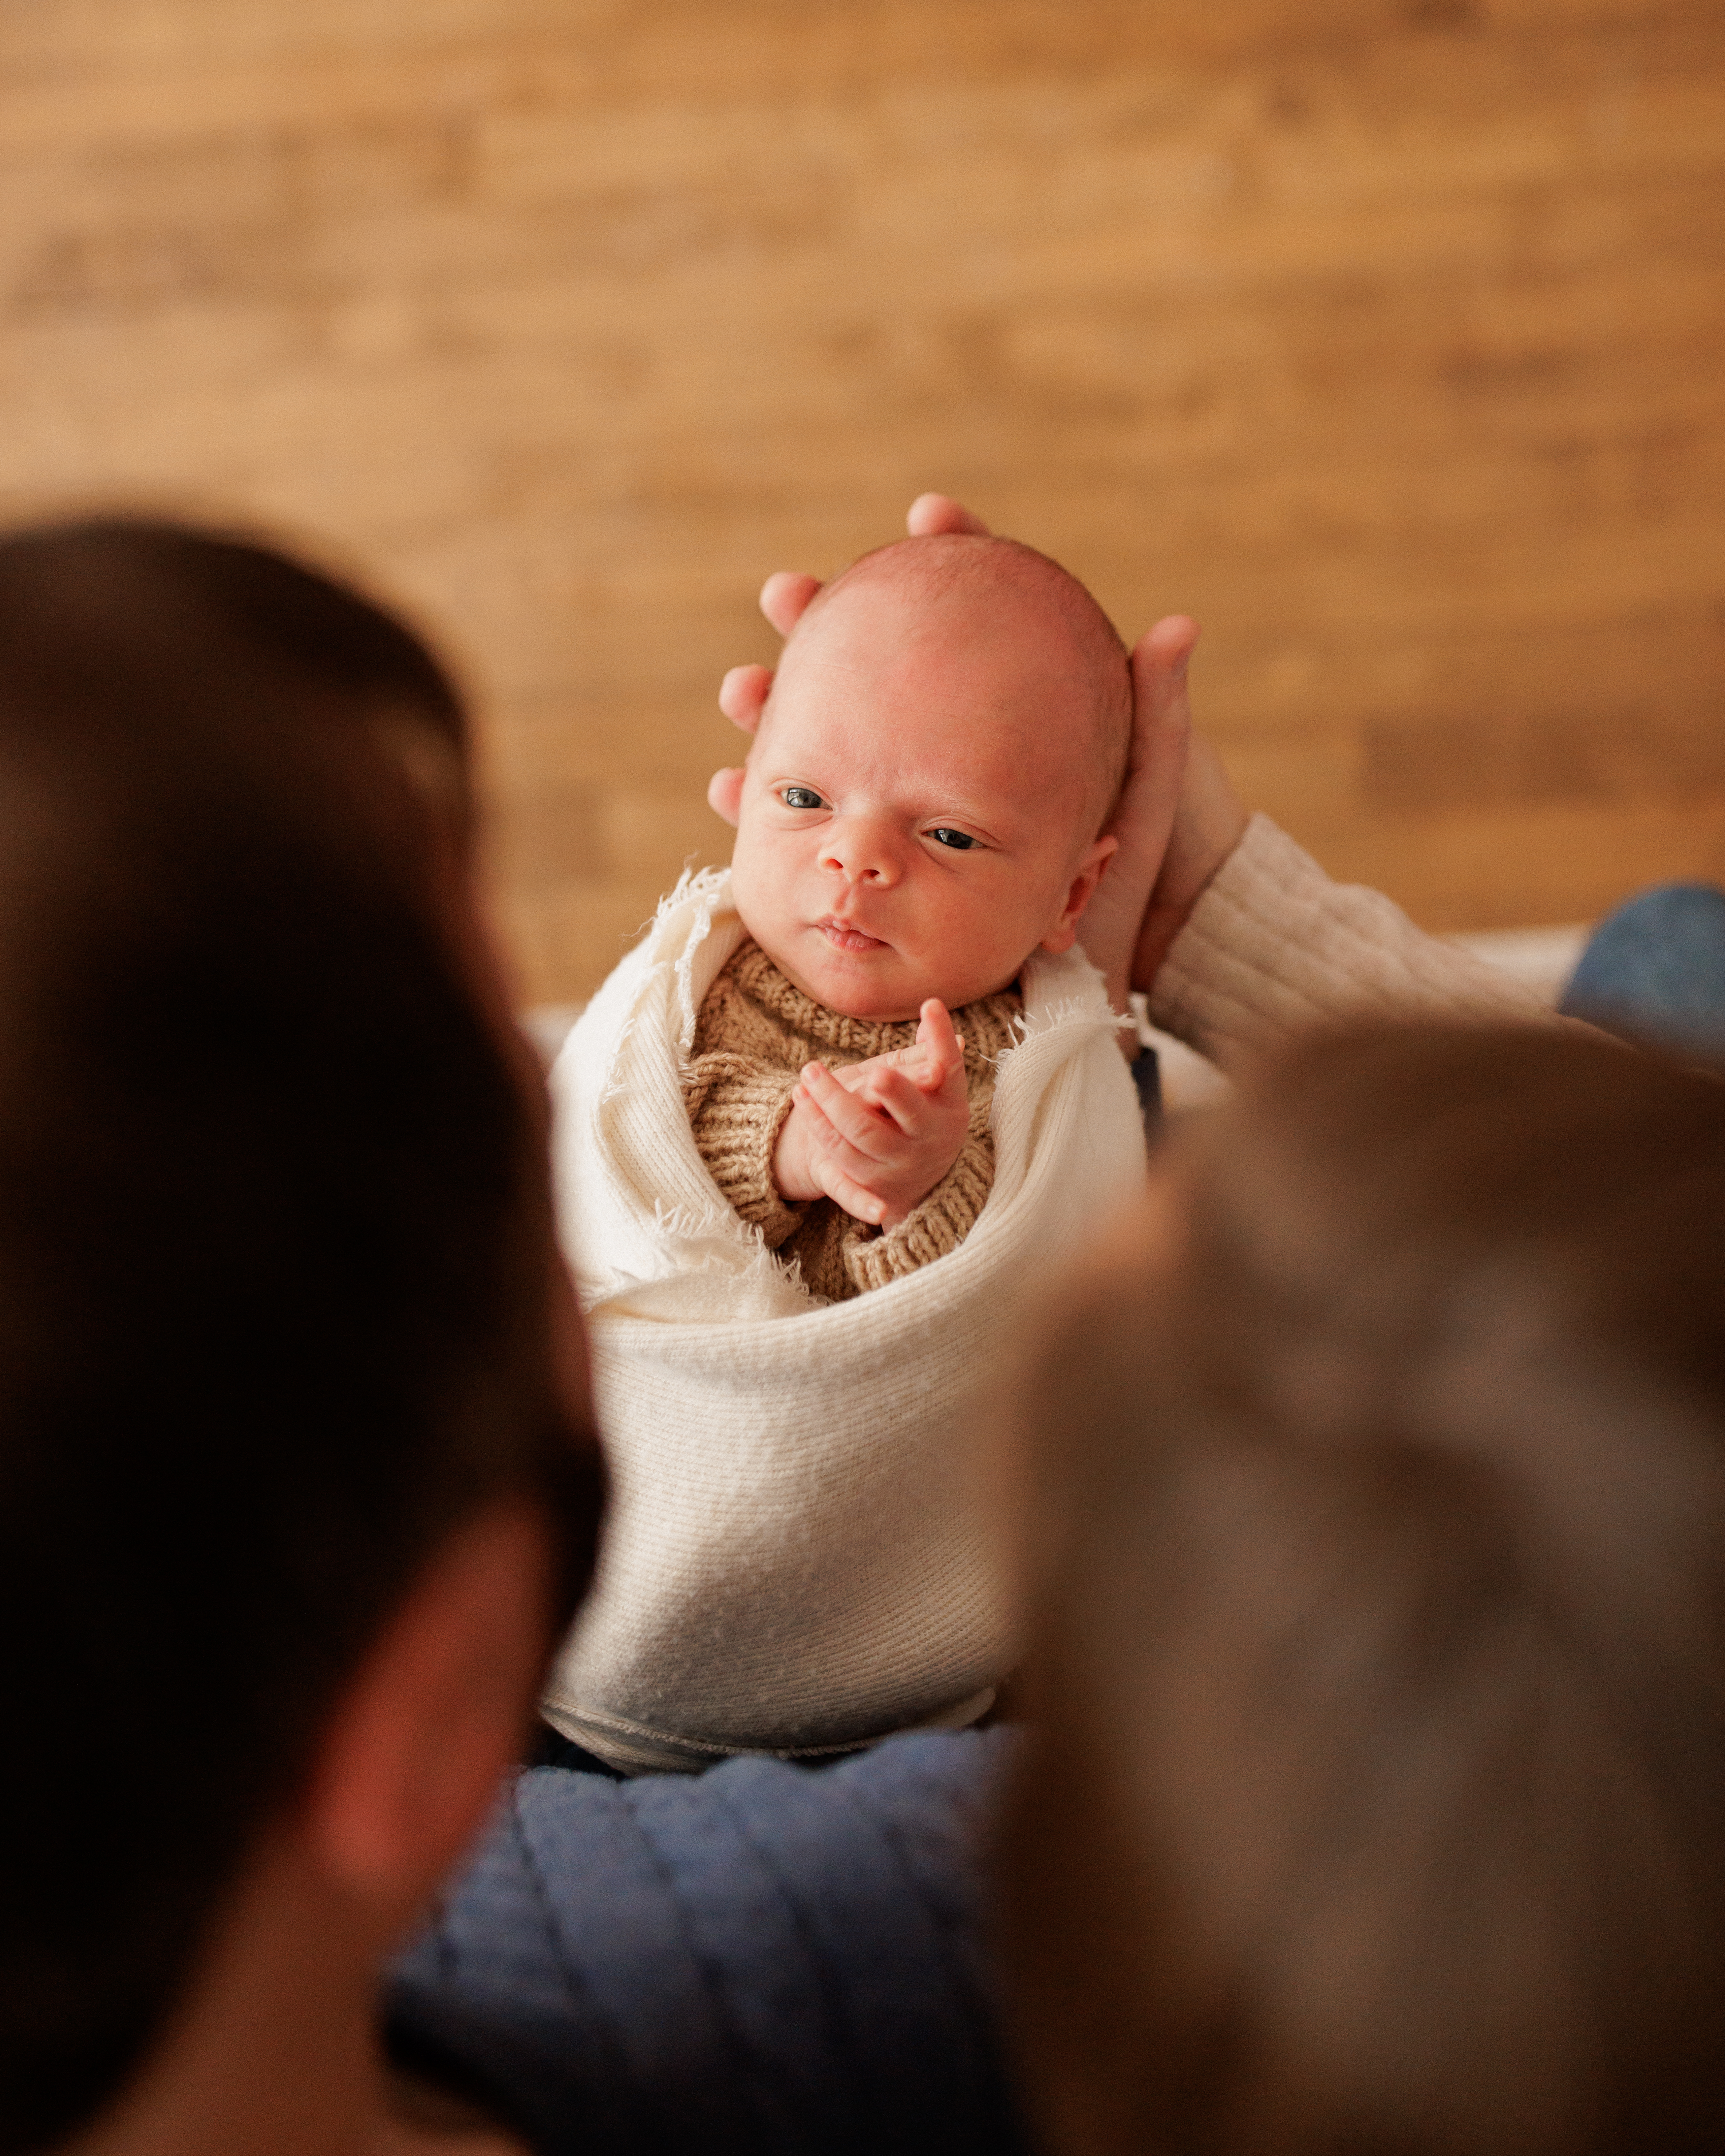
[1039,835,1118,954]
[707,767,746,828]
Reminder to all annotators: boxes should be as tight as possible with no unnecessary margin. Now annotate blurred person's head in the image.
[727,533,1130,1020]
[1002,1024,1725,2156]
[0,518,601,2155]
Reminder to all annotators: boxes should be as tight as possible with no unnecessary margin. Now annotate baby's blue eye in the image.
[928,827,977,851]
[781,786,825,810]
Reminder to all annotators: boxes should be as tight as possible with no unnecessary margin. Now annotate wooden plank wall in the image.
[1,1,1720,1004]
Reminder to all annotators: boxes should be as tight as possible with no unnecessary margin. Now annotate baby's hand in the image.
[773,1001,970,1229]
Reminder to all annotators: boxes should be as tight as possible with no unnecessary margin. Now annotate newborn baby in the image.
[689,532,1129,1298]
[546,532,1150,1769]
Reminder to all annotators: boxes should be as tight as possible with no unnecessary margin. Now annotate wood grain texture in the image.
[1,1,1720,999]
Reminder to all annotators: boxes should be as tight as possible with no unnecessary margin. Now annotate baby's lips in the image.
[815,917,891,954]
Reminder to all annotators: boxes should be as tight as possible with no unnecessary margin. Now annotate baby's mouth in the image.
[816,917,889,954]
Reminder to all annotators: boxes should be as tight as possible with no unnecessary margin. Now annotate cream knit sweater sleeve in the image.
[1148,813,1560,1073]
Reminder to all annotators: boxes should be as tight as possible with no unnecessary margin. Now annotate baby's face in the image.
[729,574,1115,1021]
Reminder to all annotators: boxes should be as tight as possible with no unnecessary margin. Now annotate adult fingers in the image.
[1114,616,1198,910]
[719,662,772,733]
[1075,616,1198,1014]
[1126,616,1198,804]
[714,580,810,758]
[707,767,745,827]
[760,570,822,637]
[906,494,991,538]
[1129,712,1249,999]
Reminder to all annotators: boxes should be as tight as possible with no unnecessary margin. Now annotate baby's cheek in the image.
[725,822,771,908]
[939,878,1035,970]
[727,828,799,947]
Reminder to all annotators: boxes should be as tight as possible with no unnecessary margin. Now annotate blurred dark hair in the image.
[1001,1024,1725,2156]
[0,519,601,2153]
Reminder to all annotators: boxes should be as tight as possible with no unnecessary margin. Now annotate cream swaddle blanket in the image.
[543,868,1147,1770]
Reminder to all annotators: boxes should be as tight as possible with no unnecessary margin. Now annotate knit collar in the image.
[729,939,1021,1068]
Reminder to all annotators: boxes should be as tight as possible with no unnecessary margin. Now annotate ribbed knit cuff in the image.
[1147,813,1558,1072]
[689,1065,807,1245]
[844,1138,995,1294]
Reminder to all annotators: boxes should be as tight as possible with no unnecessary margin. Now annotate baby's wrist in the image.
[888,1143,966,1223]
[770,1110,819,1204]
[773,1153,820,1205]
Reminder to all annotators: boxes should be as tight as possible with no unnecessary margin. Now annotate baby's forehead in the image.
[782,578,1086,746]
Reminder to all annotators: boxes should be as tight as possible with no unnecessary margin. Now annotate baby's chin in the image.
[764,939,927,1023]
[748,920,1015,1022]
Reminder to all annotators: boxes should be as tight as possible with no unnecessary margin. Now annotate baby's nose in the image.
[821,817,901,887]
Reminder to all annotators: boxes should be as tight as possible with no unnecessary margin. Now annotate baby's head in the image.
[728,534,1132,1020]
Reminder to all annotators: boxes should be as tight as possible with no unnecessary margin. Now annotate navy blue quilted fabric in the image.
[385,1728,1029,2155]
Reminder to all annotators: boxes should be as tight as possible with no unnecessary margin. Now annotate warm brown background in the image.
[1,1,1721,1004]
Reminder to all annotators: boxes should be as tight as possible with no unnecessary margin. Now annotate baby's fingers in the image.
[916,1000,966,1089]
[852,1061,936,1132]
[800,1062,896,1159]
[916,998,962,1067]
[818,1160,894,1228]
[790,1089,890,1224]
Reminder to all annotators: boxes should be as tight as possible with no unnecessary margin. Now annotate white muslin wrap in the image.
[543,869,1148,1769]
